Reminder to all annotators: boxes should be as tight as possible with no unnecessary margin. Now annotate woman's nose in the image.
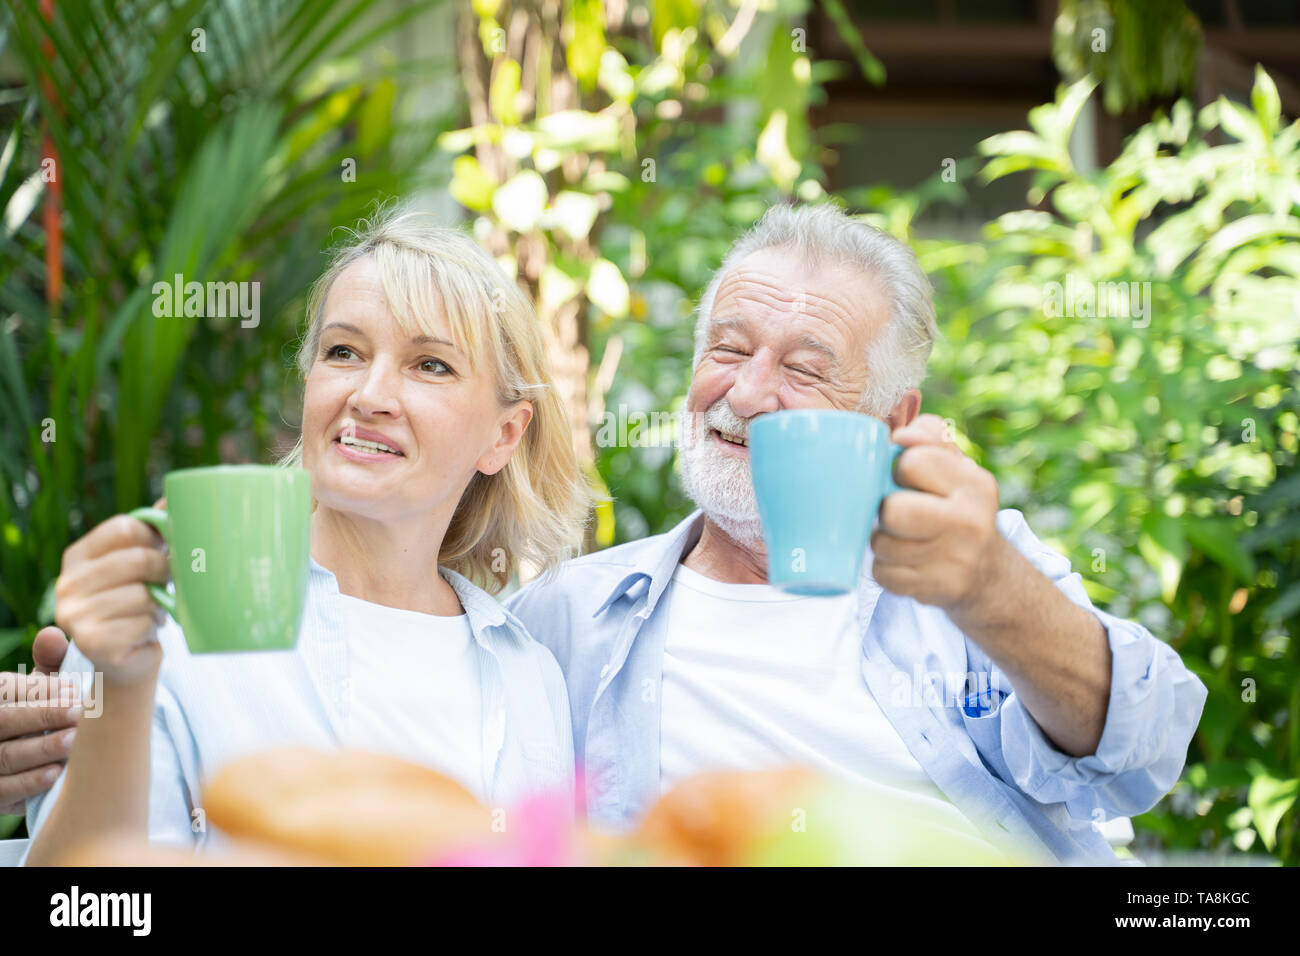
[725,353,782,419]
[351,360,403,417]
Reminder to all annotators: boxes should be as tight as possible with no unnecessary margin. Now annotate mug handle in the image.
[127,506,177,617]
[883,442,904,497]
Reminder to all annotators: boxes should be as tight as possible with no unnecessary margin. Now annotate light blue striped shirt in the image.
[505,509,1209,865]
[23,559,574,862]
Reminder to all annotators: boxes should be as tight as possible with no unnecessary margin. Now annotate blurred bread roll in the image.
[635,767,821,866]
[203,748,493,866]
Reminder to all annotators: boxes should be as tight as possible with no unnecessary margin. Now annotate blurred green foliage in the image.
[0,0,449,661]
[1053,0,1202,114]
[918,71,1299,863]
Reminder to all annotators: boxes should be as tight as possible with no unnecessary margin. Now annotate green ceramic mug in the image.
[128,465,312,653]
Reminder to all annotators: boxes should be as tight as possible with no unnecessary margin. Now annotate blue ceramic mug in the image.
[749,409,902,595]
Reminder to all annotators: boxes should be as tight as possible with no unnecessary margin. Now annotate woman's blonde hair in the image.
[284,201,592,592]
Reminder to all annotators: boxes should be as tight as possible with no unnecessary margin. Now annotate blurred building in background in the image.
[809,0,1300,232]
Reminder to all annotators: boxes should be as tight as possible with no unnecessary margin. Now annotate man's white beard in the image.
[677,399,765,545]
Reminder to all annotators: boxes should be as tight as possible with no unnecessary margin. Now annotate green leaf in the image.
[37,579,55,626]
[821,0,884,85]
[1250,65,1281,138]
[547,190,600,242]
[1217,98,1264,149]
[533,109,619,153]
[0,627,29,660]
[1183,517,1257,585]
[492,170,549,233]
[1248,773,1299,853]
[650,0,700,52]
[587,258,629,318]
[564,0,605,94]
[449,155,497,212]
[1188,667,1243,763]
[756,110,801,193]
[489,58,522,126]
[1139,513,1187,604]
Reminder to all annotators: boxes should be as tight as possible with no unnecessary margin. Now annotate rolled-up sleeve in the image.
[959,510,1209,821]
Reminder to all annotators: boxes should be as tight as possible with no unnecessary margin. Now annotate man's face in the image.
[679,247,891,542]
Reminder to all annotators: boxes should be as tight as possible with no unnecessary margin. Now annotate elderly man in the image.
[506,202,1206,864]
[1,203,1205,866]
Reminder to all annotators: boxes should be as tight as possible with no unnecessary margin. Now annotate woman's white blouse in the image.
[23,559,575,858]
[335,594,485,798]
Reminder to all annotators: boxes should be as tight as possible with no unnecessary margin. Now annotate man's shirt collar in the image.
[592,510,706,617]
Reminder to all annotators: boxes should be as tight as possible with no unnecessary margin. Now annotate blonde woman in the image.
[23,205,591,865]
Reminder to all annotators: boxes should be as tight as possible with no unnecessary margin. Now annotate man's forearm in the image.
[25,674,156,866]
[948,538,1112,758]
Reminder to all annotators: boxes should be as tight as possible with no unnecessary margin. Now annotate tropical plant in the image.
[898,69,1298,862]
[0,0,449,665]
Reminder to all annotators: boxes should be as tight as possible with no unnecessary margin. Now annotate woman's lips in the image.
[333,439,405,464]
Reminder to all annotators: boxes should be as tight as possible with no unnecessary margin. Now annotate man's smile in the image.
[710,428,750,454]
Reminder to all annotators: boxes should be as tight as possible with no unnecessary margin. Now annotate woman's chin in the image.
[311,480,401,522]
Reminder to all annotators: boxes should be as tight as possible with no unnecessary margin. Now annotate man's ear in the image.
[885,389,922,431]
[477,401,533,476]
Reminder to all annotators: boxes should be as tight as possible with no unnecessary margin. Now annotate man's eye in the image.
[418,358,453,375]
[715,345,745,355]
[325,344,356,360]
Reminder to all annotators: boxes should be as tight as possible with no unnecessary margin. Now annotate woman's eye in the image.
[325,344,356,360]
[418,358,453,375]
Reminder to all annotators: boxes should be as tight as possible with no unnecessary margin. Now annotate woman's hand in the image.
[53,513,171,687]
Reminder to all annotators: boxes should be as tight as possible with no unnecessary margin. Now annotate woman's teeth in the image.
[340,435,401,455]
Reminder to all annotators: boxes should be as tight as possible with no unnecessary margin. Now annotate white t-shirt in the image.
[659,562,997,848]
[337,593,485,801]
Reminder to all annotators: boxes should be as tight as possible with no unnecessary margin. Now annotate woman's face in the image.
[301,256,531,526]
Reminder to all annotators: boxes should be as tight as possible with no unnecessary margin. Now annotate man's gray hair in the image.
[693,203,939,415]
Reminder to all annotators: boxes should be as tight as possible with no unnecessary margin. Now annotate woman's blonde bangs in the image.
[288,201,593,591]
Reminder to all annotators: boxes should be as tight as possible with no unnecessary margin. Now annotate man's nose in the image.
[351,359,402,417]
[725,352,782,419]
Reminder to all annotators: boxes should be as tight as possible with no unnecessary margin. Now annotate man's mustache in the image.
[683,403,752,446]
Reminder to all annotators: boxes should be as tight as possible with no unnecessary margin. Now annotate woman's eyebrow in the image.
[323,322,460,353]
[410,332,461,352]
[321,321,366,338]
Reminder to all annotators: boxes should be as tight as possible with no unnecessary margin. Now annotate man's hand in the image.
[0,627,79,814]
[871,414,1011,613]
[872,414,1112,757]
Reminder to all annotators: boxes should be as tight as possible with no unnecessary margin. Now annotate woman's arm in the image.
[24,670,158,865]
[23,512,170,866]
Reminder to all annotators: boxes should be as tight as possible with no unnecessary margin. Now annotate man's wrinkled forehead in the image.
[707,249,884,354]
